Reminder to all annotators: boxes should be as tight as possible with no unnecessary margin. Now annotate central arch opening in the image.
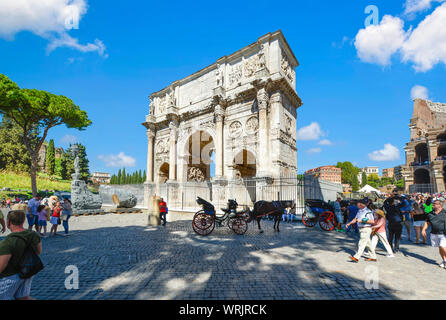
[184,130,215,182]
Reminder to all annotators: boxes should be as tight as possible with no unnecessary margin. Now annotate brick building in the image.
[305,165,342,184]
[382,168,394,179]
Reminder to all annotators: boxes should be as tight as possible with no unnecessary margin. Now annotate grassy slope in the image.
[0,171,71,192]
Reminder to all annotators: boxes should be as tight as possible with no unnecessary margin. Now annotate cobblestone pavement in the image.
[0,211,444,300]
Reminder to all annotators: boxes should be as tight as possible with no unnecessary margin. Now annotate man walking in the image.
[400,195,413,242]
[27,195,40,232]
[346,199,376,262]
[0,210,42,300]
[422,199,446,269]
[159,197,167,226]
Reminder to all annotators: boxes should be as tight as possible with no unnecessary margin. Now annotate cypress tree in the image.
[121,168,126,184]
[117,169,122,185]
[138,170,142,183]
[46,139,55,175]
[143,170,146,183]
[60,153,68,180]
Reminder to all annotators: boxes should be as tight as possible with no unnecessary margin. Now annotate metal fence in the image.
[155,176,343,214]
[409,184,436,194]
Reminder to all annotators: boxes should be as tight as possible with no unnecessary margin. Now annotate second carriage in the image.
[192,197,250,236]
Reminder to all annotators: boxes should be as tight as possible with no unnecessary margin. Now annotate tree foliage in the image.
[45,139,55,175]
[0,74,92,195]
[336,161,360,192]
[0,117,38,173]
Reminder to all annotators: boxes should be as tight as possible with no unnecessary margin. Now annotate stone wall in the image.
[99,184,145,208]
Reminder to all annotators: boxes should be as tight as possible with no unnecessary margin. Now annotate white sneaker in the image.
[439,262,445,268]
[386,254,395,258]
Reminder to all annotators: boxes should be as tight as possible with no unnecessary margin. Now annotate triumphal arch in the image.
[142,30,302,210]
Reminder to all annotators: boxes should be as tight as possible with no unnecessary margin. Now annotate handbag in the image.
[10,234,44,279]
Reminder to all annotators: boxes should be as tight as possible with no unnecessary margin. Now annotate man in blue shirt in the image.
[346,200,359,234]
[399,195,413,242]
[26,196,40,232]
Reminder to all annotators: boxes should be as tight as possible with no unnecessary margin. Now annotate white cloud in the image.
[403,0,445,15]
[318,139,333,146]
[354,15,408,67]
[411,85,429,100]
[368,144,400,161]
[0,0,107,57]
[307,148,322,154]
[401,3,446,72]
[354,3,446,72]
[98,152,136,168]
[60,134,79,145]
[297,122,324,141]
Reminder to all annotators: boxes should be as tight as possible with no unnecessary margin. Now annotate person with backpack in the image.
[0,210,42,300]
[384,195,405,253]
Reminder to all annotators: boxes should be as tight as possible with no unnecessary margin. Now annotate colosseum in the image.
[402,99,446,193]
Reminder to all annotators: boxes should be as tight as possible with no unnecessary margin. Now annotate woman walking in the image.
[49,201,62,237]
[370,209,394,257]
[384,196,404,253]
[411,202,427,244]
[61,199,72,236]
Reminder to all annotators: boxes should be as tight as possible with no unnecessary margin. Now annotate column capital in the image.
[147,127,155,139]
[215,104,225,122]
[257,87,269,110]
[169,119,179,129]
[269,92,282,104]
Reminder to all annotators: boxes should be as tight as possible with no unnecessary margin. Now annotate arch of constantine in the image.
[142,30,302,211]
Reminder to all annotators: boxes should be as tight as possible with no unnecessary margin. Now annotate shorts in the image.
[26,214,37,227]
[430,233,446,247]
[335,212,343,224]
[413,220,425,228]
[50,216,59,225]
[0,274,33,300]
[38,220,47,227]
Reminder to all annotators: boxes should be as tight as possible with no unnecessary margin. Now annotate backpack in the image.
[10,233,44,279]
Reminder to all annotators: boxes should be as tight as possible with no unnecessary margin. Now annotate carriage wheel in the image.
[229,217,248,235]
[192,210,215,236]
[319,211,336,231]
[302,212,317,228]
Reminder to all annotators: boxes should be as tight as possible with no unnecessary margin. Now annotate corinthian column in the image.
[168,120,178,181]
[214,104,225,178]
[257,87,269,177]
[146,128,155,182]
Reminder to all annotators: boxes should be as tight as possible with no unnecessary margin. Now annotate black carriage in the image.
[301,199,338,231]
[192,197,249,236]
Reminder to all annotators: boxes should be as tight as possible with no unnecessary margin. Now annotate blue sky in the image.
[0,0,445,175]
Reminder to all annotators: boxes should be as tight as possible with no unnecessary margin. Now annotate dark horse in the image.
[247,200,295,233]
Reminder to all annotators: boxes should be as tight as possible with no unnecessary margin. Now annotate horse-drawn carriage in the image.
[301,199,339,231]
[192,197,250,236]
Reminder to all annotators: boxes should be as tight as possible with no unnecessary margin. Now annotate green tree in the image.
[63,143,89,183]
[396,179,404,189]
[336,161,360,191]
[0,74,92,195]
[59,153,69,180]
[138,170,142,184]
[45,139,55,175]
[121,168,126,184]
[117,169,122,185]
[142,170,146,183]
[0,117,37,173]
[361,172,367,187]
